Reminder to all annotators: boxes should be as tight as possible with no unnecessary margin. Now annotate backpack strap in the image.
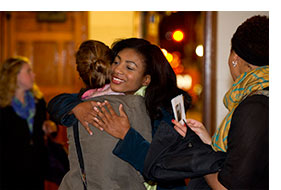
[73,122,87,190]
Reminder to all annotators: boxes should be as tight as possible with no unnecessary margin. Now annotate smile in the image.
[112,76,125,84]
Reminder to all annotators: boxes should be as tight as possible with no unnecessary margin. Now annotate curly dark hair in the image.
[231,15,269,66]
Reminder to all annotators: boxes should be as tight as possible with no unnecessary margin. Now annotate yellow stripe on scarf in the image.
[212,66,269,152]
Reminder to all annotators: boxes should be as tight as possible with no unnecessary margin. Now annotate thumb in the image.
[119,104,127,117]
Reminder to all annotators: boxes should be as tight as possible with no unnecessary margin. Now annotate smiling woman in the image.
[47,38,156,190]
[47,37,192,190]
[110,48,151,95]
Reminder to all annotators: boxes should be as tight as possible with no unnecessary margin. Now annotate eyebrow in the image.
[116,54,138,68]
[126,60,138,68]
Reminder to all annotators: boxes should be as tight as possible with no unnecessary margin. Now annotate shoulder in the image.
[36,97,46,104]
[0,105,13,116]
[106,94,144,102]
[86,95,145,108]
[230,94,269,139]
[235,93,268,114]
[35,97,46,108]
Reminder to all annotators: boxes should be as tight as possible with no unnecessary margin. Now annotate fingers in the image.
[185,119,212,145]
[174,125,186,137]
[186,119,197,127]
[88,100,125,134]
[92,117,104,131]
[103,100,117,116]
[98,103,111,123]
[90,101,99,107]
[186,119,203,130]
[95,101,118,124]
[172,119,186,128]
[83,121,93,135]
[89,105,104,131]
[119,104,128,118]
[172,119,187,137]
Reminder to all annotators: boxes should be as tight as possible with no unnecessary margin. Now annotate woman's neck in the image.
[15,89,26,104]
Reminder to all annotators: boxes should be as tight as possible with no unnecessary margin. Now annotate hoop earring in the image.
[232,61,237,67]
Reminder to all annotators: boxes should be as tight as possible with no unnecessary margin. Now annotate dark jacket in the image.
[0,98,47,190]
[47,93,81,127]
[113,109,188,190]
[49,94,152,190]
[218,91,269,189]
[143,120,226,182]
[48,94,188,190]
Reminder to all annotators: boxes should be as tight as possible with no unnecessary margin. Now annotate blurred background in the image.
[0,11,205,117]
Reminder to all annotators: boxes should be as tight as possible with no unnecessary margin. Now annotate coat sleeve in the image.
[113,109,188,189]
[112,108,173,174]
[218,95,269,189]
[47,93,81,127]
[112,127,150,173]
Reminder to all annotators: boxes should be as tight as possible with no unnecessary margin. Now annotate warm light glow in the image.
[161,48,168,56]
[170,52,181,68]
[172,30,184,42]
[195,44,204,57]
[176,74,192,90]
[175,65,184,74]
[193,84,203,95]
[166,52,173,63]
[161,48,174,63]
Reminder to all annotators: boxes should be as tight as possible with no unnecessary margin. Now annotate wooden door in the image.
[0,11,88,103]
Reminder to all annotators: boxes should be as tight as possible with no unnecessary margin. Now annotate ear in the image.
[232,51,239,62]
[142,75,151,86]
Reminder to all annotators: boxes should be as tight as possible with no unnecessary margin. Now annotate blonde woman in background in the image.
[0,57,47,190]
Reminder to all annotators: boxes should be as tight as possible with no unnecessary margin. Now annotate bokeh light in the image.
[172,30,184,42]
[195,44,204,57]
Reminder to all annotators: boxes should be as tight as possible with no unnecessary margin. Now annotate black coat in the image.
[143,120,226,183]
[0,98,47,190]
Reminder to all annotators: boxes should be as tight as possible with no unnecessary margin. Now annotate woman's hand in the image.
[186,119,212,145]
[93,100,130,140]
[204,172,227,190]
[172,119,212,145]
[71,101,102,135]
[172,119,188,137]
[42,120,57,136]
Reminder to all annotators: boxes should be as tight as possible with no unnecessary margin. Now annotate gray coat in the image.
[59,95,152,190]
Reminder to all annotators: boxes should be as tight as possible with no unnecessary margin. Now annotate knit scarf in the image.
[12,91,36,134]
[212,65,269,152]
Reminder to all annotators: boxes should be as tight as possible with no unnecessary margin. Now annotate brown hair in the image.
[76,40,113,89]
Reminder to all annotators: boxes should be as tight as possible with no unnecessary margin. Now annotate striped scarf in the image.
[212,65,269,152]
[12,91,36,134]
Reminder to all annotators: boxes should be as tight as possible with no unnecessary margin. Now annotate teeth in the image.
[113,77,124,82]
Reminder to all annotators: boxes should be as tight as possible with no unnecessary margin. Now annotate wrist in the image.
[120,127,131,140]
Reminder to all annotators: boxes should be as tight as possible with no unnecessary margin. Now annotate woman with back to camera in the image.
[0,57,47,190]
[48,38,192,190]
[172,15,269,189]
[54,39,153,190]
